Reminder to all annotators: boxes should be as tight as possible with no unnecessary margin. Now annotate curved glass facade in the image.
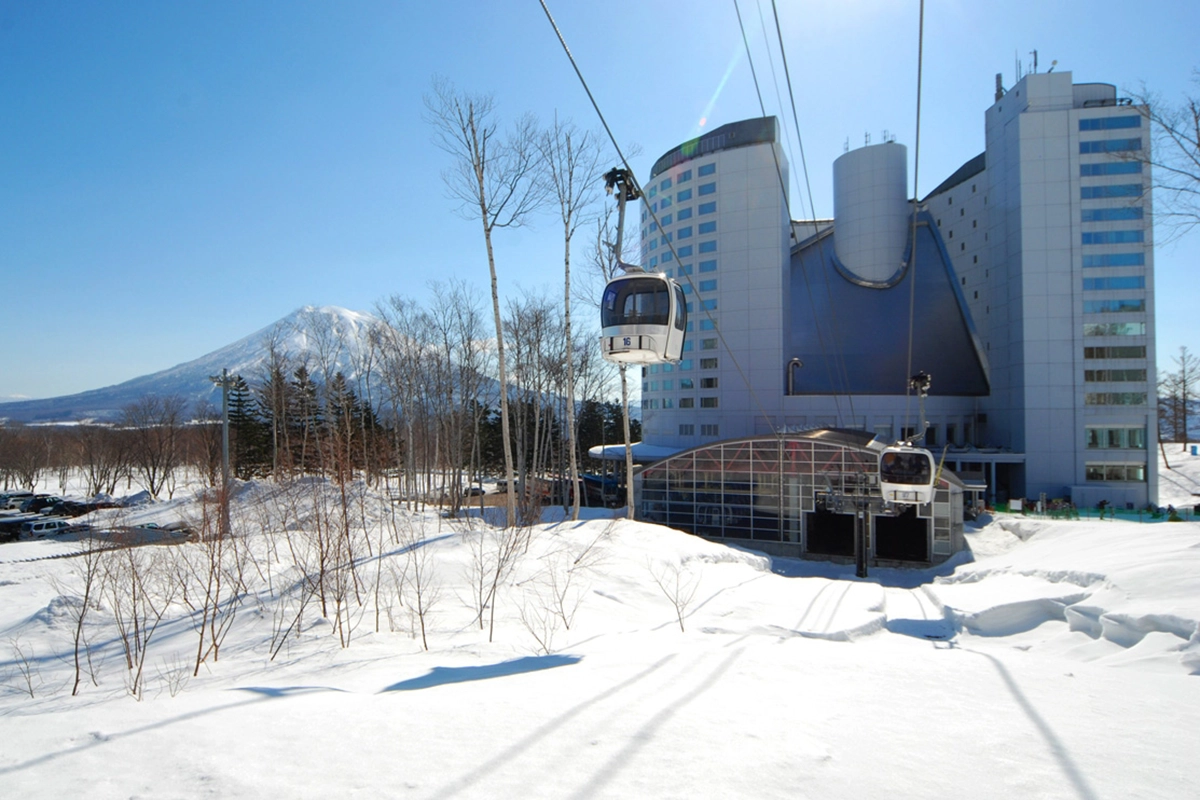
[635,432,964,563]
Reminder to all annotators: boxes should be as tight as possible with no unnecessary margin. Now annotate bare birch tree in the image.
[424,76,545,528]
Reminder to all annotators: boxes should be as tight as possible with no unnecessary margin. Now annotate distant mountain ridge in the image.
[0,306,377,423]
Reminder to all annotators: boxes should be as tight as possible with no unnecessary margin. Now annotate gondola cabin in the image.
[879,445,936,505]
[600,272,687,365]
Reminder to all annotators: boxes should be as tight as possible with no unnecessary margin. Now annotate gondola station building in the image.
[616,70,1156,566]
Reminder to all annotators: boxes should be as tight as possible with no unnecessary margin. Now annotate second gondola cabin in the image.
[600,270,687,365]
[879,445,937,505]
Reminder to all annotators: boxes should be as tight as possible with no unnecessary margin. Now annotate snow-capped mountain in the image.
[0,306,379,423]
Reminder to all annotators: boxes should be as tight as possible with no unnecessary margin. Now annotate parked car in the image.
[19,518,72,539]
[1,491,34,510]
[19,495,62,514]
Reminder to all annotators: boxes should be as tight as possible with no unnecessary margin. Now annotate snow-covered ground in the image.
[1,452,1198,798]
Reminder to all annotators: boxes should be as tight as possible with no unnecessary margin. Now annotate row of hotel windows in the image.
[1086,426,1146,449]
[1084,369,1147,382]
[644,377,721,391]
[1085,463,1146,482]
[1084,276,1143,290]
[1084,322,1145,336]
[1081,183,1142,199]
[1080,137,1141,154]
[678,424,720,437]
[1079,115,1141,131]
[641,397,719,409]
[645,183,717,214]
[1084,345,1146,359]
[1082,207,1142,221]
[644,357,719,375]
[647,162,718,196]
[1083,253,1144,267]
[644,200,719,230]
[1082,230,1143,245]
[1085,392,1146,405]
[1083,298,1144,313]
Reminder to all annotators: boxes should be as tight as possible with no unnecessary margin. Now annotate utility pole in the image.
[209,369,235,539]
[604,167,643,520]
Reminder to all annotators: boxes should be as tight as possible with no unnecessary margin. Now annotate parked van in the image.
[18,518,71,540]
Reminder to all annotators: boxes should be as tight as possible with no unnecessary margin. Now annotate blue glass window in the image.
[1083,276,1145,290]
[660,196,672,209]
[660,177,672,191]
[677,188,693,202]
[1081,162,1141,176]
[676,207,693,221]
[1082,207,1142,221]
[700,319,715,331]
[677,245,693,257]
[660,213,672,226]
[661,251,673,262]
[1083,253,1144,267]
[701,299,717,310]
[699,202,716,214]
[649,239,657,250]
[679,360,693,371]
[699,260,717,273]
[678,264,693,275]
[1080,138,1141,154]
[681,283,692,294]
[649,256,657,267]
[677,226,693,239]
[1081,184,1142,199]
[698,163,716,176]
[698,241,717,253]
[1083,230,1144,245]
[680,378,695,389]
[698,182,717,196]
[698,221,717,234]
[1080,116,1141,131]
[699,279,717,292]
[647,186,657,199]
[1084,299,1145,313]
[678,169,692,183]
[683,340,694,352]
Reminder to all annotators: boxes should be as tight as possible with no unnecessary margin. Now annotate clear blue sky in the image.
[2,0,1197,399]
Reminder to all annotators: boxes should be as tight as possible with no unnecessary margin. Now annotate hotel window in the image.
[698,182,716,195]
[661,251,673,263]
[1084,392,1147,405]
[1083,276,1145,291]
[700,358,718,369]
[698,241,717,253]
[1082,230,1144,245]
[1081,162,1141,176]
[700,338,718,350]
[1085,463,1146,482]
[699,260,717,272]
[677,188,692,202]
[680,378,694,389]
[678,169,692,183]
[660,196,672,209]
[701,299,717,310]
[661,213,672,226]
[1084,369,1147,382]
[699,279,717,292]
[698,163,716,176]
[678,263,693,275]
[679,398,695,408]
[1080,138,1141,154]
[1086,427,1146,449]
[1083,253,1144,267]
[677,226,693,239]
[679,359,694,370]
[699,201,716,214]
[698,221,717,234]
[1079,116,1141,131]
[660,177,672,190]
[700,397,719,408]
[700,319,715,331]
[1083,299,1145,313]
[1084,345,1146,359]
[700,424,719,436]
[682,340,694,351]
[662,380,674,391]
[1083,322,1146,336]
[679,424,695,436]
[1082,208,1143,222]
[1081,184,1142,199]
[676,207,693,221]
[677,245,693,257]
[700,377,719,389]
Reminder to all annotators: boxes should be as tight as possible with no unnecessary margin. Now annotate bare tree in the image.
[122,394,188,499]
[649,560,701,633]
[539,119,606,521]
[1126,74,1200,240]
[1159,346,1199,449]
[424,76,545,528]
